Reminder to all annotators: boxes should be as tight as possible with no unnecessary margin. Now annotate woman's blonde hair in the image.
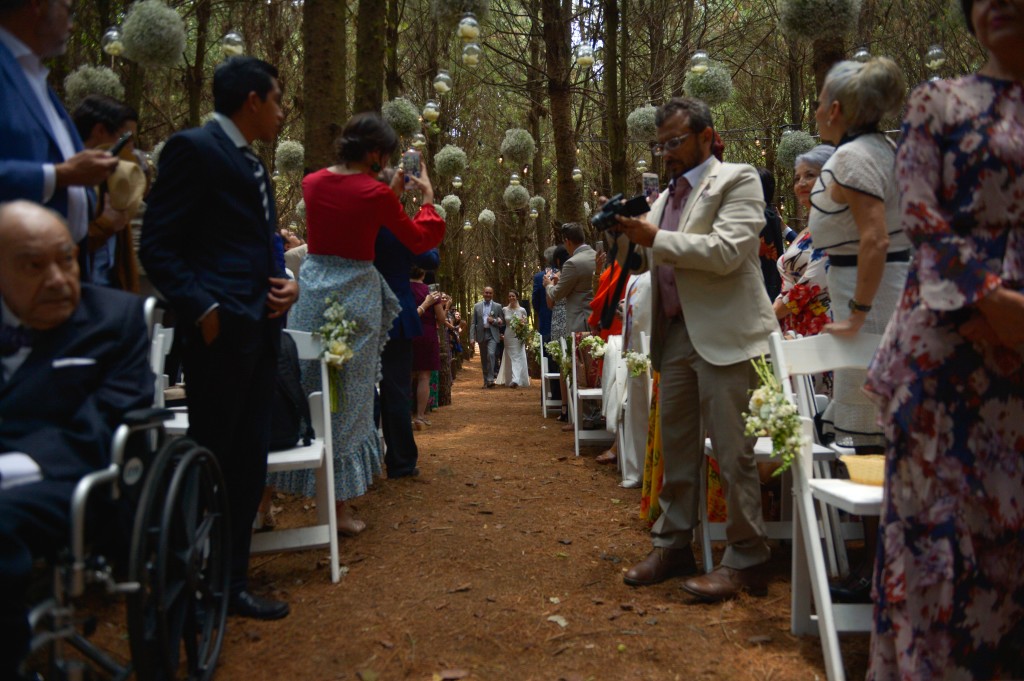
[822,57,906,131]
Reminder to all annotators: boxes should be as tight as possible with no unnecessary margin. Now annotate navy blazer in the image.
[532,270,552,339]
[0,38,86,215]
[0,285,154,482]
[374,227,440,340]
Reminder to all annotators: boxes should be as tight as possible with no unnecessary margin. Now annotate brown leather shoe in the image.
[680,564,769,602]
[623,547,698,586]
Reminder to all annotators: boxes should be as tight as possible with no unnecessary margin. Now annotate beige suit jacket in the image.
[617,158,776,368]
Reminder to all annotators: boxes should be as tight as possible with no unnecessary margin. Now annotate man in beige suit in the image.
[543,222,595,334]
[614,97,777,602]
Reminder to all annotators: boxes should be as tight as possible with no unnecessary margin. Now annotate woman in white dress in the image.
[496,291,531,388]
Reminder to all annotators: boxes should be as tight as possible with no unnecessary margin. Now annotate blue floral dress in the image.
[865,75,1024,680]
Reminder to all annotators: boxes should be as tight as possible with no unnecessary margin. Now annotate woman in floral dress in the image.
[865,2,1024,677]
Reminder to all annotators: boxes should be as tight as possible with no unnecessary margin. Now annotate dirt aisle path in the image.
[209,357,867,680]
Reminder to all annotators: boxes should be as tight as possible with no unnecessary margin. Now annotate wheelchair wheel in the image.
[127,438,230,681]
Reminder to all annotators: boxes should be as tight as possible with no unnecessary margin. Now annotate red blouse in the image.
[303,169,446,261]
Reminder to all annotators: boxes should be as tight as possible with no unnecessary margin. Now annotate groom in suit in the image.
[614,97,776,601]
[140,57,298,621]
[0,0,120,252]
[0,201,153,679]
[470,286,503,388]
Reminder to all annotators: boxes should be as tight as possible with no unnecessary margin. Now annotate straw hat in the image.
[105,159,146,216]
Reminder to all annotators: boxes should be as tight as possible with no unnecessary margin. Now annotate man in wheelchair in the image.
[0,201,154,679]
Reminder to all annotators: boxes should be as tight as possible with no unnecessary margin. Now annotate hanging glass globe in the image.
[101,26,124,57]
[422,100,441,122]
[457,13,480,42]
[433,70,453,94]
[411,133,427,149]
[221,31,244,58]
[571,167,583,182]
[463,219,473,230]
[462,43,482,68]
[925,44,946,71]
[575,44,595,68]
[635,158,648,173]
[852,46,871,63]
[452,176,463,189]
[529,208,539,220]
[510,173,521,186]
[690,50,709,74]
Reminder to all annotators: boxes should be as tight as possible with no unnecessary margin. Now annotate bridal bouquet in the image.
[318,295,357,411]
[623,350,651,377]
[578,334,606,358]
[509,313,533,346]
[743,356,803,475]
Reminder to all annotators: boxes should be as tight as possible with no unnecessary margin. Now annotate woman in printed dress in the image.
[865,1,1024,677]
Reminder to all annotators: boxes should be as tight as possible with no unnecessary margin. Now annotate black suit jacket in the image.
[140,121,284,338]
[0,285,153,482]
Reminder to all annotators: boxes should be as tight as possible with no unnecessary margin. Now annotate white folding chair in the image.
[569,334,614,457]
[148,322,175,408]
[539,333,562,418]
[771,331,883,681]
[250,330,342,583]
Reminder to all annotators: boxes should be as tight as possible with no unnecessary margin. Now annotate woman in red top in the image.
[270,113,445,536]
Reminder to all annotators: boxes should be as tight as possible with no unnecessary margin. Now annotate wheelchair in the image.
[25,409,230,681]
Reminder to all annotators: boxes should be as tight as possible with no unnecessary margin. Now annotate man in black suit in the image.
[140,57,298,620]
[0,200,153,679]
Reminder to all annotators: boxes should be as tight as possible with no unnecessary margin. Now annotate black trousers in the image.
[379,338,418,476]
[182,316,276,595]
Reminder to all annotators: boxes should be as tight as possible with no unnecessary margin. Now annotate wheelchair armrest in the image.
[122,408,174,428]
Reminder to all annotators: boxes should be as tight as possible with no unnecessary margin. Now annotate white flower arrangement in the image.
[529,195,546,213]
[275,140,304,175]
[683,62,733,107]
[441,194,462,216]
[623,350,651,377]
[478,208,496,228]
[432,203,447,221]
[776,130,817,170]
[381,97,421,138]
[503,184,529,210]
[318,295,358,412]
[64,66,124,111]
[432,0,490,23]
[509,314,532,346]
[121,0,186,69]
[544,340,571,377]
[434,144,468,177]
[626,104,658,142]
[743,356,804,474]
[778,0,862,41]
[500,128,536,167]
[578,334,606,358]
[527,332,542,363]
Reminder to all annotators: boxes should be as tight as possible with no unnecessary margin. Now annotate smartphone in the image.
[642,172,659,199]
[401,148,421,183]
[109,130,134,157]
[428,283,439,293]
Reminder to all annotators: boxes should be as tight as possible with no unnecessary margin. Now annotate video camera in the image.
[590,193,650,232]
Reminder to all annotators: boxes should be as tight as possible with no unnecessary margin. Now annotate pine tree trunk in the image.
[303,0,348,173]
[541,0,583,226]
[353,0,386,113]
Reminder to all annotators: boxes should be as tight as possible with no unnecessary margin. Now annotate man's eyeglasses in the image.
[650,133,691,156]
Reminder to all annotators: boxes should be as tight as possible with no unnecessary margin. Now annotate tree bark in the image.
[385,0,402,100]
[303,0,348,173]
[541,0,583,226]
[185,0,211,129]
[603,0,626,197]
[353,0,386,113]
[811,38,845,99]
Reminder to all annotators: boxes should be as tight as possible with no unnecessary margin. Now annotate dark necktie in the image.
[243,147,271,224]
[0,324,33,357]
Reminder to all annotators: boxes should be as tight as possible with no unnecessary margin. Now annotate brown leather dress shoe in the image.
[680,564,769,602]
[623,547,699,586]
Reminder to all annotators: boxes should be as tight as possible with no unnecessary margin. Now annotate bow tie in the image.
[0,324,33,357]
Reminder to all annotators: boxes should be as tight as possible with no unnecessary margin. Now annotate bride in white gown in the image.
[495,291,531,388]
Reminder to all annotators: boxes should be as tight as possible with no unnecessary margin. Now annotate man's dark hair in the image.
[757,167,776,205]
[553,245,570,269]
[334,112,399,164]
[560,222,585,245]
[960,0,974,34]
[72,94,138,142]
[655,97,713,134]
[0,0,31,16]
[213,56,279,116]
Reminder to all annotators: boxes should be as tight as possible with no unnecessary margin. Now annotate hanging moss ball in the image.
[381,97,421,138]
[500,128,536,168]
[478,209,496,228]
[626,104,658,142]
[64,66,125,111]
[434,144,468,177]
[504,184,530,211]
[275,140,304,175]
[432,203,447,221]
[122,0,186,68]
[776,131,818,170]
[441,194,462,215]
[683,62,733,107]
[529,195,546,213]
[778,0,863,42]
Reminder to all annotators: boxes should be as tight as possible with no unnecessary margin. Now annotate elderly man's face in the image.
[36,0,75,59]
[483,287,493,302]
[0,204,81,330]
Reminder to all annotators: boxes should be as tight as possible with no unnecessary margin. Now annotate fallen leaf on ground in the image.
[547,615,569,628]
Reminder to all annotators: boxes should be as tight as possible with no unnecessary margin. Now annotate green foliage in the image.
[122,0,186,68]
[382,97,422,138]
[64,66,124,111]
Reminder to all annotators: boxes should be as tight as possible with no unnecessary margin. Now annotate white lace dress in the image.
[495,306,531,387]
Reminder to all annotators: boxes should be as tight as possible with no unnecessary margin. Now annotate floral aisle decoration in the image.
[776,130,817,170]
[275,140,304,175]
[503,184,529,211]
[526,332,542,364]
[381,97,421,138]
[500,128,536,168]
[683,62,733,107]
[64,66,124,110]
[778,0,862,42]
[578,334,606,359]
[626,104,657,142]
[478,209,495,228]
[441,194,462,217]
[317,295,358,413]
[121,0,186,69]
[743,356,804,475]
[509,314,532,346]
[623,351,651,377]
[434,145,468,178]
[544,340,571,378]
